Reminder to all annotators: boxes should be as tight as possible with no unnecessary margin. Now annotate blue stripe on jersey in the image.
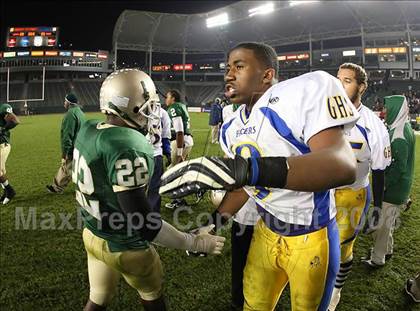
[312,190,331,228]
[318,219,340,311]
[256,204,334,236]
[259,107,310,154]
[220,118,235,151]
[356,124,370,150]
[350,142,363,149]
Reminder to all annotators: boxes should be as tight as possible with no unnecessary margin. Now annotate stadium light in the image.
[289,1,319,7]
[206,13,229,28]
[248,2,274,17]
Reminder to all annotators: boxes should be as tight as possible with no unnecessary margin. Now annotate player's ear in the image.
[262,68,275,84]
[359,82,367,96]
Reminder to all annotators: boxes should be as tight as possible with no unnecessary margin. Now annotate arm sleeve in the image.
[61,112,77,157]
[371,169,385,207]
[384,140,408,189]
[117,187,195,250]
[116,187,162,241]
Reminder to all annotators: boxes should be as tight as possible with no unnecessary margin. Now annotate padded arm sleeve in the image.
[116,187,163,241]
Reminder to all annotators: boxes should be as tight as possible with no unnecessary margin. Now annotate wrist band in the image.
[176,147,183,156]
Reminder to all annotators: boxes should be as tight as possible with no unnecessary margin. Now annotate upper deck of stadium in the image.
[113,1,420,53]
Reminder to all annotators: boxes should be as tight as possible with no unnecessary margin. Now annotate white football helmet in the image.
[100,68,160,132]
[209,190,226,208]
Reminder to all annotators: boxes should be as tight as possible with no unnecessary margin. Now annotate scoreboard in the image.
[6,27,59,48]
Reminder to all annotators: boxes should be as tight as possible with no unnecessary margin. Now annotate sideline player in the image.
[328,63,391,310]
[47,93,85,193]
[74,69,225,311]
[165,89,193,209]
[362,95,415,267]
[0,102,19,204]
[160,42,359,310]
[147,98,172,212]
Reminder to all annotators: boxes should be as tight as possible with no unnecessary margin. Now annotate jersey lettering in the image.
[115,157,149,187]
[72,148,100,220]
[327,95,354,119]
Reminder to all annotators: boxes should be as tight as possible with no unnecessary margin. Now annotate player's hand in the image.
[159,155,249,199]
[188,224,225,255]
[175,155,184,164]
[363,206,381,234]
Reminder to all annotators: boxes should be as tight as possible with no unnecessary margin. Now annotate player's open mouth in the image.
[225,85,237,98]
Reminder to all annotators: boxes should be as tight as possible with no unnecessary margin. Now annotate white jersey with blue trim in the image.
[359,104,391,170]
[339,104,391,190]
[219,105,260,226]
[220,71,359,235]
[147,108,171,157]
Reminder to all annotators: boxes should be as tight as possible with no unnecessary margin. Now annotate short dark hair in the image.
[339,63,368,86]
[167,89,181,102]
[228,42,279,79]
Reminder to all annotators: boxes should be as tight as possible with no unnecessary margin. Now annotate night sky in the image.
[0,0,237,51]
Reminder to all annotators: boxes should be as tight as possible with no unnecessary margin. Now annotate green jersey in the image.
[61,105,85,157]
[383,95,416,205]
[72,120,155,252]
[167,102,191,137]
[0,103,14,144]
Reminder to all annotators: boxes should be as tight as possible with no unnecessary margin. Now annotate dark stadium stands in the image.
[0,79,224,114]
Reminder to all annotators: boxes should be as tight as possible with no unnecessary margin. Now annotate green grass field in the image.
[0,112,419,311]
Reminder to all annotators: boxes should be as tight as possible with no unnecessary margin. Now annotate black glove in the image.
[159,155,249,199]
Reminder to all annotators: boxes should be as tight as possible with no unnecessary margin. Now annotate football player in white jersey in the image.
[160,42,359,311]
[328,63,392,310]
[216,44,278,309]
[147,101,172,212]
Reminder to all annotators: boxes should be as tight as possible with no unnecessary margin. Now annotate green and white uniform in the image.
[167,102,193,164]
[167,102,192,138]
[72,119,155,252]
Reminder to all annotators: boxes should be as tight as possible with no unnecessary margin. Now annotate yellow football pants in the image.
[83,228,164,306]
[243,219,340,311]
[335,186,371,261]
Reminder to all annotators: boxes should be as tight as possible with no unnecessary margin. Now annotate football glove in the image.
[159,155,249,199]
[189,224,224,255]
[363,206,381,235]
[185,225,216,257]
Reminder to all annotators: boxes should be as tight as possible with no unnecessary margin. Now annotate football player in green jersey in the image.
[165,89,193,165]
[165,90,194,209]
[74,69,225,311]
[0,102,19,204]
[46,93,85,194]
